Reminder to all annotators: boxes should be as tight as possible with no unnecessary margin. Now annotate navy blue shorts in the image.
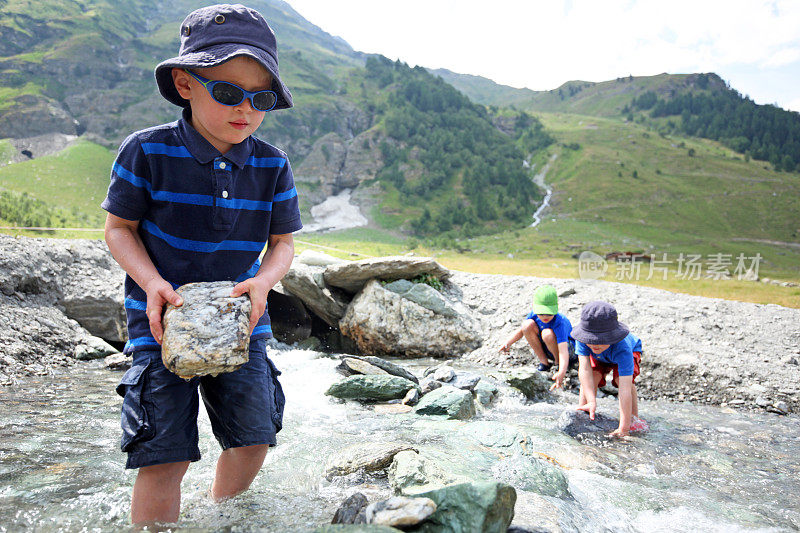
[116,338,285,469]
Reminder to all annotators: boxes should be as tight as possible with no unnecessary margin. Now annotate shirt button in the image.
[219,162,227,169]
[222,190,229,198]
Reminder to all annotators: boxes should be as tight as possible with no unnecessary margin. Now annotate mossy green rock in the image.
[505,369,551,399]
[414,386,475,420]
[407,482,516,533]
[326,374,420,401]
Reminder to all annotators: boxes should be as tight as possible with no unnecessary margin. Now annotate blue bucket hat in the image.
[570,301,630,345]
[154,3,292,110]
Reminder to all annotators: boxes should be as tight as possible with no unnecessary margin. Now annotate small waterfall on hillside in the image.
[530,153,558,228]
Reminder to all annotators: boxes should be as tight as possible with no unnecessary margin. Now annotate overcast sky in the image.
[287,0,800,112]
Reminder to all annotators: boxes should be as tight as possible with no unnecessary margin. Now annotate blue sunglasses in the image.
[184,69,278,112]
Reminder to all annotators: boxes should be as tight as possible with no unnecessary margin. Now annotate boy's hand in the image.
[499,342,511,353]
[144,278,183,344]
[550,369,567,390]
[577,400,596,420]
[231,277,272,333]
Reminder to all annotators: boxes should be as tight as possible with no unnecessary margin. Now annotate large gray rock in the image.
[414,385,475,420]
[324,257,451,294]
[281,262,349,327]
[388,450,470,495]
[161,282,251,379]
[410,482,517,533]
[505,368,553,400]
[325,442,418,479]
[0,235,126,343]
[326,374,420,402]
[332,492,369,525]
[339,280,482,358]
[557,409,619,437]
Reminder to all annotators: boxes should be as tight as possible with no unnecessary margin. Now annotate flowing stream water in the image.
[1,346,798,532]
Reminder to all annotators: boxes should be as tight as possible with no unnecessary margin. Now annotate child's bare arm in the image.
[576,355,597,419]
[231,233,294,332]
[550,342,571,389]
[499,319,532,352]
[104,213,182,344]
[612,375,634,437]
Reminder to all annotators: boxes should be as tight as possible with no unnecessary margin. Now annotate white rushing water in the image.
[1,347,799,531]
[530,154,558,228]
[299,189,368,233]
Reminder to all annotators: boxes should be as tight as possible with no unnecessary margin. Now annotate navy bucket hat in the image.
[571,301,630,345]
[155,3,292,110]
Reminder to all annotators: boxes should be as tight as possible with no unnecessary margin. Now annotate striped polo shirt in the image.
[101,111,302,354]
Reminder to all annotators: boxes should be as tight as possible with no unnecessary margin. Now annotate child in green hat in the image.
[499,284,577,389]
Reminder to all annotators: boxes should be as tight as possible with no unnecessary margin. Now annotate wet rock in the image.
[350,356,419,384]
[411,481,516,533]
[414,385,475,420]
[365,496,437,527]
[326,375,420,402]
[338,357,391,377]
[420,378,443,395]
[388,450,470,496]
[162,281,251,379]
[432,366,455,383]
[325,442,418,479]
[505,369,552,400]
[339,280,482,358]
[281,262,349,327]
[103,352,130,370]
[74,335,119,360]
[402,388,421,406]
[557,409,619,437]
[332,492,369,524]
[474,381,499,406]
[450,372,481,391]
[324,256,451,294]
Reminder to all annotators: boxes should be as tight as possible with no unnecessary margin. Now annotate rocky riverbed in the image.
[1,235,799,415]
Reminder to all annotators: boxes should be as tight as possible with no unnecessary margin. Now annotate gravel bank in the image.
[450,271,800,414]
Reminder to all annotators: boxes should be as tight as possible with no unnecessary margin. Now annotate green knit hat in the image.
[531,285,558,315]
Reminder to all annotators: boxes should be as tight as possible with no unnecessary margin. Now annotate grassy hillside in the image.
[0,139,113,226]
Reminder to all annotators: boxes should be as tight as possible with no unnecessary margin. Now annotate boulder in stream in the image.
[557,409,619,437]
[410,481,517,533]
[326,374,420,402]
[413,385,475,420]
[331,492,369,524]
[339,280,482,358]
[505,368,552,400]
[325,442,418,479]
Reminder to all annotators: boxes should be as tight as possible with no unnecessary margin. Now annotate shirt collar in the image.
[177,108,254,169]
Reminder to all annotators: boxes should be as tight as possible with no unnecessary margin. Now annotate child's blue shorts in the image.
[115,338,284,469]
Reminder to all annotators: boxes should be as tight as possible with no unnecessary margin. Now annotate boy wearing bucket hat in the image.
[499,285,577,389]
[571,301,646,437]
[101,4,300,525]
